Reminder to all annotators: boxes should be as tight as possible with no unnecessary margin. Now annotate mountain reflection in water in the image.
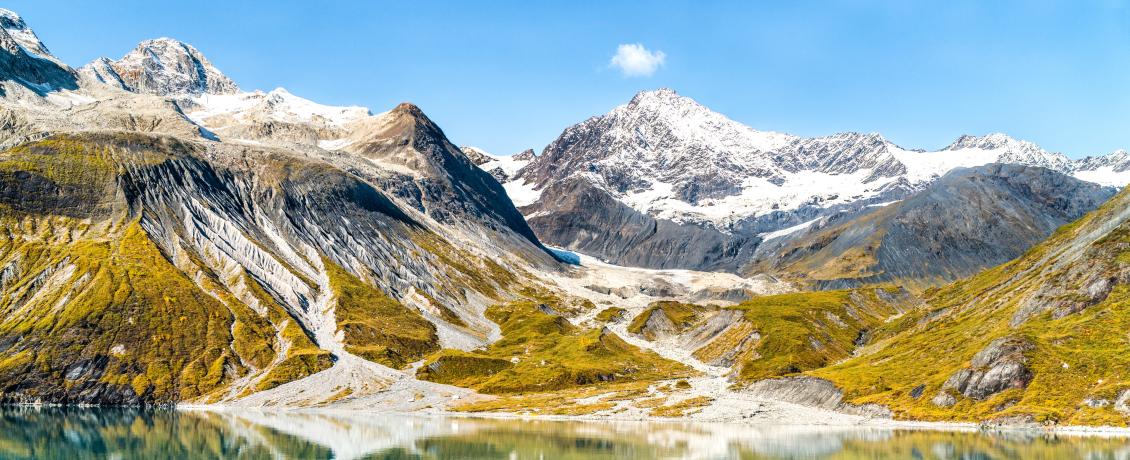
[0,407,1127,459]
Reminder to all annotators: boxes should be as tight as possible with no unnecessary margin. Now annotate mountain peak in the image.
[392,101,426,117]
[946,132,1030,151]
[625,87,697,112]
[80,37,239,96]
[0,8,77,92]
[0,8,55,62]
[629,87,679,102]
[944,133,1071,173]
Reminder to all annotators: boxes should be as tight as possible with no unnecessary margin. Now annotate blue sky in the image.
[7,1,1130,158]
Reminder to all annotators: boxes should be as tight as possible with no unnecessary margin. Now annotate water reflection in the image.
[0,406,1128,459]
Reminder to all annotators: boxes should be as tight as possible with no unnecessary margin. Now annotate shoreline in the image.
[176,403,1130,438]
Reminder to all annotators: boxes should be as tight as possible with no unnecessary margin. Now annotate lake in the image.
[0,407,1127,459]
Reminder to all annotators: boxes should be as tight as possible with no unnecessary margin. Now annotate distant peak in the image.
[628,87,683,105]
[140,36,188,46]
[81,37,239,95]
[946,133,1025,151]
[0,7,57,61]
[0,8,24,23]
[392,102,426,118]
[460,146,494,165]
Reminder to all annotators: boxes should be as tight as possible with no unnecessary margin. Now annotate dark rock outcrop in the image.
[522,176,757,271]
[935,336,1034,404]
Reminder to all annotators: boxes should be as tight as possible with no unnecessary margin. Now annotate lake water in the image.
[1,407,1127,459]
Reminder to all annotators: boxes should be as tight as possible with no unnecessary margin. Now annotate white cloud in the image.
[609,43,666,77]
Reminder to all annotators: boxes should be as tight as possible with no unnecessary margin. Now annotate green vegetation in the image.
[326,260,439,369]
[411,231,517,301]
[811,188,1130,425]
[594,307,626,323]
[0,222,255,402]
[418,300,692,394]
[650,396,714,417]
[728,287,909,382]
[452,381,653,415]
[627,301,715,339]
[0,135,331,403]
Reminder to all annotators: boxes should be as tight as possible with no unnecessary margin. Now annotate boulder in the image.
[941,336,1034,400]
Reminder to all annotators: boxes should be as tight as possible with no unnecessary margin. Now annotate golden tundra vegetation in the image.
[813,186,1130,426]
[0,135,332,403]
[3,133,1130,428]
[416,291,693,394]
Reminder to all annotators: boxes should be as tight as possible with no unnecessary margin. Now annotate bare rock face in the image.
[80,38,239,95]
[757,163,1116,288]
[521,176,758,271]
[460,146,494,166]
[931,392,956,408]
[512,148,537,161]
[0,9,77,94]
[744,376,893,418]
[344,103,547,249]
[939,337,1034,402]
[1115,390,1130,416]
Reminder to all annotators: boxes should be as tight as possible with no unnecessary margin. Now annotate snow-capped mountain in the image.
[514,89,1128,227]
[0,8,58,64]
[80,37,239,95]
[461,146,538,200]
[506,88,1127,271]
[1073,149,1130,186]
[181,87,371,147]
[0,9,77,94]
[519,88,798,211]
[943,133,1073,172]
[514,89,1097,231]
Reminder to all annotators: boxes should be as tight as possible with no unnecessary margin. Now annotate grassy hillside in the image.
[724,288,913,381]
[417,295,692,394]
[326,259,439,368]
[812,187,1130,425]
[0,135,339,404]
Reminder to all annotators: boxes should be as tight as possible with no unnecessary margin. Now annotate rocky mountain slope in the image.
[0,10,784,408]
[79,37,239,96]
[501,88,1127,284]
[0,9,76,95]
[805,184,1130,426]
[1,8,1128,429]
[753,164,1115,289]
[0,11,546,404]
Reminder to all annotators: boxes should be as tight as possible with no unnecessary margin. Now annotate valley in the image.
[0,6,1128,434]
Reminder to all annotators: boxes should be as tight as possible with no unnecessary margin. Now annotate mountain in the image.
[80,38,239,95]
[464,147,537,193]
[505,88,1124,283]
[1074,149,1130,186]
[0,23,568,405]
[0,15,783,408]
[178,87,369,147]
[807,184,1130,426]
[943,133,1073,172]
[753,164,1115,289]
[460,146,494,166]
[0,9,77,94]
[2,8,1129,430]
